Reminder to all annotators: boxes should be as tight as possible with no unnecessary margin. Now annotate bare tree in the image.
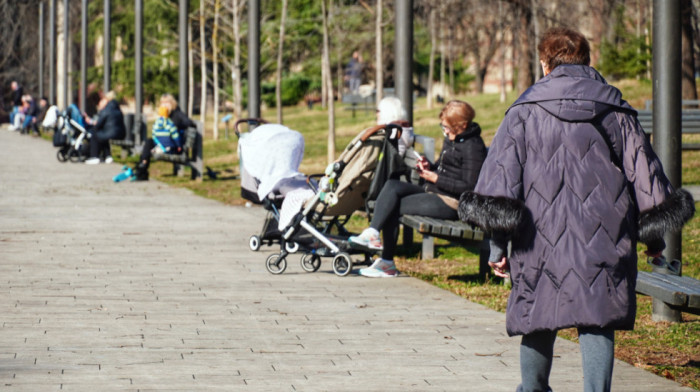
[231,0,244,120]
[682,0,698,100]
[200,0,208,136]
[322,0,335,164]
[375,0,384,103]
[275,0,288,123]
[213,0,222,140]
[464,2,501,93]
[188,17,195,118]
[427,7,436,109]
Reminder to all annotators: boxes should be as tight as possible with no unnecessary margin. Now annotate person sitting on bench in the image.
[134,94,195,181]
[349,100,487,277]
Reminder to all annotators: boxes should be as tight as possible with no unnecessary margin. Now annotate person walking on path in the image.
[458,27,695,392]
[351,100,487,277]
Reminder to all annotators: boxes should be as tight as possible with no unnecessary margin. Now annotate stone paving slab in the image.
[0,128,694,391]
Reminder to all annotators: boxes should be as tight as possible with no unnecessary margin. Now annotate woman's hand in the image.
[488,256,510,278]
[418,169,438,183]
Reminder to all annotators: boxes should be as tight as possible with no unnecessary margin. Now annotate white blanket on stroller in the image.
[238,124,306,201]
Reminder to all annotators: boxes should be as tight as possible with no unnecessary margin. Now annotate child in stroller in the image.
[42,104,91,163]
[237,119,406,276]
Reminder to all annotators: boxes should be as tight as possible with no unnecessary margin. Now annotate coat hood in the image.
[510,65,634,122]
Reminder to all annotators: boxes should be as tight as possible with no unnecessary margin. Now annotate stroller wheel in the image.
[284,241,300,254]
[249,235,262,251]
[68,147,82,163]
[300,253,322,273]
[56,148,68,162]
[332,253,353,277]
[265,253,287,275]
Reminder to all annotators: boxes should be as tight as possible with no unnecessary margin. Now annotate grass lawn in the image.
[119,80,699,390]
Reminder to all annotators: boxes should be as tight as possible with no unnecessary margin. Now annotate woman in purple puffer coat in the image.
[458,27,695,392]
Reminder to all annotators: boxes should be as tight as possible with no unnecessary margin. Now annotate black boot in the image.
[133,162,149,181]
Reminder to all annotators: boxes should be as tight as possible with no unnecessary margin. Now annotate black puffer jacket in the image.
[425,121,487,199]
[93,99,126,141]
[170,106,196,130]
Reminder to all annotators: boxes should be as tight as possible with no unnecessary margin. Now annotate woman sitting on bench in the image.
[350,100,487,277]
[134,94,195,181]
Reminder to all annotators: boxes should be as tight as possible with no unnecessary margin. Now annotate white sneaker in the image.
[104,156,114,164]
[359,258,398,278]
[84,158,100,165]
[349,228,383,250]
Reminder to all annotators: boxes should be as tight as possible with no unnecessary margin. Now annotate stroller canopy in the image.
[238,124,305,200]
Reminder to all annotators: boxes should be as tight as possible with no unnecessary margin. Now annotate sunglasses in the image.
[647,256,681,275]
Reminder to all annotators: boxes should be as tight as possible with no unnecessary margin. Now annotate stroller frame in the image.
[262,123,404,276]
[55,110,90,163]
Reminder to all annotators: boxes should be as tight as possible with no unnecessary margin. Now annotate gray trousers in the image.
[517,327,615,392]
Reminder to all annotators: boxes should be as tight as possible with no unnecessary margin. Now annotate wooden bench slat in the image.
[636,271,700,310]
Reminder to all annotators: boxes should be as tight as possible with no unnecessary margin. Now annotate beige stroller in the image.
[238,120,406,276]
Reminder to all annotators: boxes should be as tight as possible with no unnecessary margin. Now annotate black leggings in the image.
[370,179,457,260]
[139,139,158,167]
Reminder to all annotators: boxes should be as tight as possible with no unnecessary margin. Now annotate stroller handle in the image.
[359,123,403,142]
[234,117,267,138]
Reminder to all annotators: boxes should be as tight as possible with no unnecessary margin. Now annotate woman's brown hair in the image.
[537,27,590,72]
[439,100,475,133]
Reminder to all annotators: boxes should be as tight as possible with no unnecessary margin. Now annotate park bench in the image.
[638,99,700,150]
[636,270,700,321]
[395,133,491,280]
[342,93,375,118]
[151,121,204,180]
[109,113,147,158]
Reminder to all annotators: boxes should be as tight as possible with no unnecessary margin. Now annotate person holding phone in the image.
[350,100,487,277]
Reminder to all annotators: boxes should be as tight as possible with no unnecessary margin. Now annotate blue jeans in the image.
[9,106,20,126]
[517,328,614,392]
[22,115,35,132]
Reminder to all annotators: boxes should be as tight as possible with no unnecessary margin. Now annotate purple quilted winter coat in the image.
[458,65,695,336]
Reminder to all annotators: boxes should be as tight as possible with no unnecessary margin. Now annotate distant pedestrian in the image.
[344,51,363,95]
[458,27,695,392]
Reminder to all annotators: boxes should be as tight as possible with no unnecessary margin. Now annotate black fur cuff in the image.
[638,188,696,244]
[458,191,527,235]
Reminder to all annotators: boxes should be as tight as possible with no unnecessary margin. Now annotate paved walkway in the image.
[0,128,693,391]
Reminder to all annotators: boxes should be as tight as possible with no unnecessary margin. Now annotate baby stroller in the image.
[43,104,91,163]
[237,119,405,276]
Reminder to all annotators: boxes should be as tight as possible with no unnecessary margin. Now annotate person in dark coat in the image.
[9,81,23,130]
[85,92,126,164]
[458,27,695,392]
[350,100,487,277]
[133,94,196,180]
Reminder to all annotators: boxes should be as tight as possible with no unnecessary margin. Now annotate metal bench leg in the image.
[173,163,184,177]
[421,235,434,260]
[651,267,682,322]
[402,226,414,247]
[652,299,681,322]
[478,239,489,281]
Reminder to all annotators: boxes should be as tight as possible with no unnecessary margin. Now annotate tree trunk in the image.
[681,0,697,100]
[188,18,195,118]
[427,8,436,109]
[213,0,221,140]
[516,5,533,94]
[375,0,384,104]
[200,0,207,137]
[275,0,288,123]
[232,0,243,120]
[322,0,335,164]
[439,2,445,97]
